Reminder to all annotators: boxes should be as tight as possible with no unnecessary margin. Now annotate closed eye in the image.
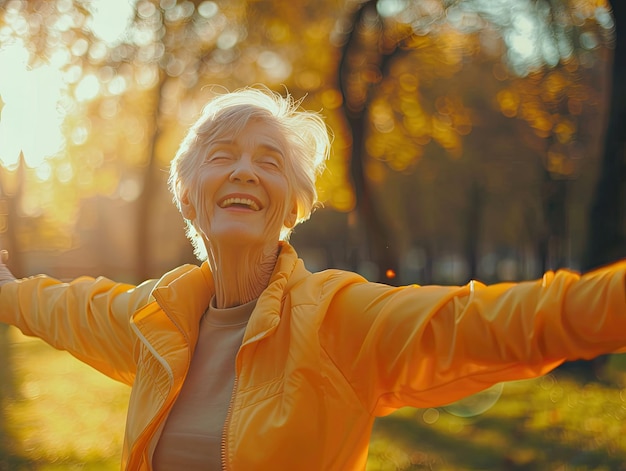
[207,152,234,162]
[256,151,284,169]
[259,157,280,168]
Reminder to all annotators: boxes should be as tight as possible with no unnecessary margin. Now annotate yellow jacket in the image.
[1,243,626,470]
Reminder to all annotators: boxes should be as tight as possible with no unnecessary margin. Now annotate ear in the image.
[284,200,298,229]
[180,190,196,221]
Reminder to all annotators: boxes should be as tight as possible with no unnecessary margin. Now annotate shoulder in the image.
[149,263,212,302]
[154,263,205,288]
[287,266,369,306]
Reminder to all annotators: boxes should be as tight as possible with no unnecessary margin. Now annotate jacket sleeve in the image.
[0,274,158,386]
[320,260,626,416]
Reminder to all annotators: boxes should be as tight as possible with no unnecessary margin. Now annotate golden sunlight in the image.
[0,1,136,174]
[0,40,65,172]
[87,0,136,45]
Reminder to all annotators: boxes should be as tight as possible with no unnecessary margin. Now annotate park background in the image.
[0,0,625,469]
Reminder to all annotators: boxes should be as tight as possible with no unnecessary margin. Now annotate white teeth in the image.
[220,197,260,211]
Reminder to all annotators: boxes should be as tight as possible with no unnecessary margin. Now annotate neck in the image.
[206,240,280,308]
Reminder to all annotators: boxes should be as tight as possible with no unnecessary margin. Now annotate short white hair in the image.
[169,86,330,260]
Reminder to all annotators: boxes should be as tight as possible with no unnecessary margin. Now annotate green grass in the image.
[367,376,626,470]
[2,325,626,470]
[1,326,128,470]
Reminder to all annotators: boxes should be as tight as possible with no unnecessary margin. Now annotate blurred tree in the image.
[332,0,612,282]
[338,0,402,283]
[584,0,626,270]
[0,155,25,278]
[0,0,615,283]
[561,0,624,382]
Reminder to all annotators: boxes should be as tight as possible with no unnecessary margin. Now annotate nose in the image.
[229,156,259,184]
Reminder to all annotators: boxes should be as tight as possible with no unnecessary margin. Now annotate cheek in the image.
[267,204,288,227]
[267,179,292,224]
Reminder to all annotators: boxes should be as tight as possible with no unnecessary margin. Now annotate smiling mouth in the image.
[218,197,261,211]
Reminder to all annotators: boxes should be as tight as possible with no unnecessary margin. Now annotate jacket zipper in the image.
[221,373,239,471]
[220,312,281,469]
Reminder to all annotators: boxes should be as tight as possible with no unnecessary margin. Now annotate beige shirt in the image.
[152,297,255,470]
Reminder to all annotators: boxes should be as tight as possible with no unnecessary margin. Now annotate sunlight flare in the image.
[0,40,65,169]
[87,0,137,45]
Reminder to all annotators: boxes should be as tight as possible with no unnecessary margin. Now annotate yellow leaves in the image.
[364,87,472,174]
[554,119,576,144]
[320,89,343,110]
[499,66,584,149]
[569,0,612,19]
[520,101,553,138]
[370,100,395,134]
[546,151,575,177]
[1,0,610,239]
[497,89,520,118]
[321,154,355,211]
[295,70,322,91]
[436,27,474,70]
[402,26,466,79]
[542,71,570,102]
[398,72,419,93]
[387,145,423,172]
[399,96,431,144]
[435,95,472,137]
[265,18,291,43]
[497,69,582,178]
[431,115,462,159]
[314,111,354,213]
[403,113,431,143]
[365,134,386,161]
[367,96,424,171]
[366,98,425,172]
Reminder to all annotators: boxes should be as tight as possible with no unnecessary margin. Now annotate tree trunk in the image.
[541,171,569,271]
[136,73,167,281]
[465,179,484,279]
[561,1,625,382]
[338,0,400,283]
[584,1,626,271]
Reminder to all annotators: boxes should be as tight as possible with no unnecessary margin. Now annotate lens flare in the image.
[443,383,505,418]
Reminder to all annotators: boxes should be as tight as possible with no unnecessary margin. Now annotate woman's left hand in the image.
[0,250,16,286]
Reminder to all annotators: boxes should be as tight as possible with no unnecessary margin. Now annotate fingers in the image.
[0,250,15,285]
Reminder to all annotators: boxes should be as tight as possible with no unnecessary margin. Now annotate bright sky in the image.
[0,0,135,172]
[0,40,65,170]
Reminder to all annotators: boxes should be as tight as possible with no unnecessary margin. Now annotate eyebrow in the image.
[209,139,285,157]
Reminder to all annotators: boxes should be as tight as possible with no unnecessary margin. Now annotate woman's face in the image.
[185,117,296,249]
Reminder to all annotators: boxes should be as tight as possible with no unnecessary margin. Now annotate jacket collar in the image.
[242,242,310,344]
[135,242,309,351]
[130,262,213,380]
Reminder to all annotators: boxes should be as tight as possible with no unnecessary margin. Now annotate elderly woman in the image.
[0,87,625,471]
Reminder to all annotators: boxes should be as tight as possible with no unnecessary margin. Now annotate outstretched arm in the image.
[0,254,157,385]
[321,260,626,416]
